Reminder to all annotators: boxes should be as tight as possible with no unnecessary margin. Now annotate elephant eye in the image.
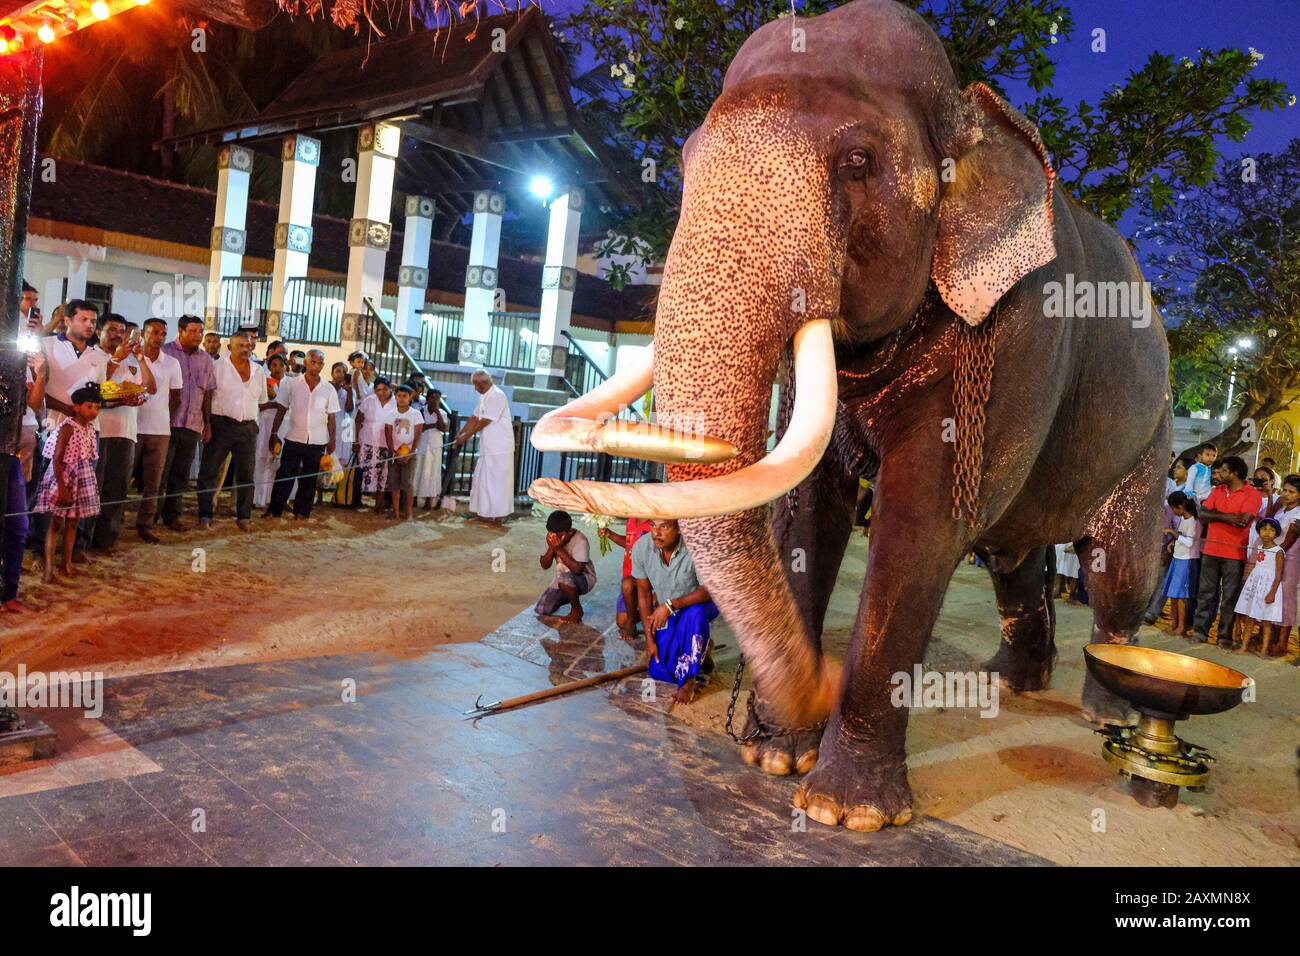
[839,147,876,179]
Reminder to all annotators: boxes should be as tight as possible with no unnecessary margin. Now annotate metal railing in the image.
[359,297,423,385]
[561,330,647,422]
[420,306,464,364]
[215,276,272,336]
[280,277,345,345]
[486,311,539,371]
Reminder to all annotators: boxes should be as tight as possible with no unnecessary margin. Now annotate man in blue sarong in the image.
[630,519,719,704]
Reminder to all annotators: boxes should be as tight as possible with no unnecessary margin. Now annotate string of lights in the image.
[0,0,152,55]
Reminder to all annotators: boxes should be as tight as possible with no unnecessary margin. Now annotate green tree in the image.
[561,0,1291,285]
[1138,140,1300,457]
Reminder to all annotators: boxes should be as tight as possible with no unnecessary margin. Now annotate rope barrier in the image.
[2,435,467,520]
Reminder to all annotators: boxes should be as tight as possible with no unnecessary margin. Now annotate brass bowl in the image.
[1084,645,1251,718]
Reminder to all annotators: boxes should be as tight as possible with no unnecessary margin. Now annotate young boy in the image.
[384,383,423,521]
[1183,442,1216,503]
[536,510,597,624]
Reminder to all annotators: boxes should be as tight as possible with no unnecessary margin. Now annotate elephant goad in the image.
[531,0,1169,832]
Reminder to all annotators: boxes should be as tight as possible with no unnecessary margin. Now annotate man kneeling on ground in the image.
[535,510,596,623]
[632,519,718,705]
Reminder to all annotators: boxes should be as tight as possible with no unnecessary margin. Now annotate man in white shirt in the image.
[197,330,267,530]
[89,314,156,555]
[39,300,117,432]
[36,300,122,562]
[135,318,184,543]
[452,369,516,524]
[267,349,339,519]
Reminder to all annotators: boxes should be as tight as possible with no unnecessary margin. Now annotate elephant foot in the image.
[792,737,913,832]
[737,698,822,776]
[1080,670,1137,726]
[984,640,1057,693]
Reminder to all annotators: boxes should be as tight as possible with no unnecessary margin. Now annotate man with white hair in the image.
[452,369,515,524]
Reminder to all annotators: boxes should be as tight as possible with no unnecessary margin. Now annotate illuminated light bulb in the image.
[92,2,110,20]
[37,24,56,43]
[0,39,8,55]
[135,0,150,5]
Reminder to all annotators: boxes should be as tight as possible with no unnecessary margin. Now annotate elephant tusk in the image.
[529,319,838,519]
[532,417,738,464]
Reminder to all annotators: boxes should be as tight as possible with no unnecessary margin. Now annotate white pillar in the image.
[267,134,320,341]
[341,122,400,347]
[204,144,253,331]
[533,188,583,384]
[395,194,435,355]
[65,256,88,303]
[459,190,504,367]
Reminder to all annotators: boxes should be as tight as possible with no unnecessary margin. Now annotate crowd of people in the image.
[1055,442,1300,663]
[0,283,519,609]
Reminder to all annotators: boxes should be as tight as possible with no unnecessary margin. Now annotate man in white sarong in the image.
[453,370,515,524]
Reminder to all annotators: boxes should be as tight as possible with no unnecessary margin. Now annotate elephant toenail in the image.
[892,808,914,827]
[760,749,792,776]
[795,748,819,774]
[805,795,842,827]
[844,806,887,832]
[740,743,759,766]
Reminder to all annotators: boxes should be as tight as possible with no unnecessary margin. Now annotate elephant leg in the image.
[1078,444,1167,725]
[741,452,858,776]
[983,545,1058,692]
[794,461,972,831]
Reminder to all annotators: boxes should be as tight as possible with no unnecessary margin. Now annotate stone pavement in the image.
[0,578,1046,866]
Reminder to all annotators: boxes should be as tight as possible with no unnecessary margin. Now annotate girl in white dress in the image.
[353,378,396,503]
[1054,543,1080,602]
[414,387,449,508]
[1234,517,1285,651]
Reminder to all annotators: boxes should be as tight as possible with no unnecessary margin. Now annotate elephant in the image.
[529,0,1170,832]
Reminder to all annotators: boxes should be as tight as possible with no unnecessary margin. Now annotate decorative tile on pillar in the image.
[400,335,421,355]
[218,145,254,172]
[399,265,429,290]
[465,265,498,291]
[535,344,568,372]
[274,222,313,254]
[282,134,321,167]
[542,265,578,291]
[458,339,491,365]
[404,195,436,220]
[472,191,505,215]
[265,310,281,337]
[203,309,217,331]
[358,122,401,159]
[349,218,392,251]
[341,312,360,341]
[566,187,586,212]
[211,226,246,255]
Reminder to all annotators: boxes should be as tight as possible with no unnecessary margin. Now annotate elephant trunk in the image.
[531,102,844,725]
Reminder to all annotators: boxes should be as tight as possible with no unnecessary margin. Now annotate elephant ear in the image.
[932,83,1057,325]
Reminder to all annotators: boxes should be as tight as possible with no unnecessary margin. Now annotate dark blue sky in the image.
[543,0,1298,157]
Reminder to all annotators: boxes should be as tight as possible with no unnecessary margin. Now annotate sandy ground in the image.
[4,501,1298,866]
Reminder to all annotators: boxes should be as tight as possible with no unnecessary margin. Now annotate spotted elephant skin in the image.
[651,0,1170,831]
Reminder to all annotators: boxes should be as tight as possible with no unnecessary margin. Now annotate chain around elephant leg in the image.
[728,659,825,776]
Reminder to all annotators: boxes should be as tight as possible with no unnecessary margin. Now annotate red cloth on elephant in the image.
[1202,483,1263,561]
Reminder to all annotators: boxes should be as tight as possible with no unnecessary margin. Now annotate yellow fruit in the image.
[396,444,411,457]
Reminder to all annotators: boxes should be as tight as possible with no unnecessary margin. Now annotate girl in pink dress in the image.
[1270,475,1300,657]
[34,384,102,581]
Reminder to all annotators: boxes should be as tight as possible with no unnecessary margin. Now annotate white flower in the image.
[610,63,623,77]
[1289,95,1297,106]
[1050,36,1057,45]
[674,17,685,29]
[622,73,635,88]
[1049,21,1059,35]
[1249,47,1263,63]
[987,17,996,26]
